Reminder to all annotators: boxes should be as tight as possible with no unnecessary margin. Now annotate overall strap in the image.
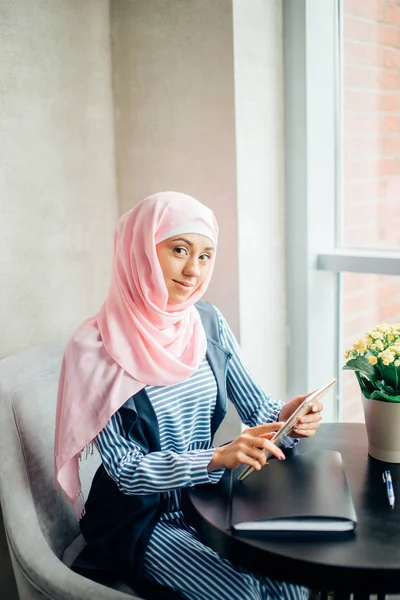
[195,301,232,437]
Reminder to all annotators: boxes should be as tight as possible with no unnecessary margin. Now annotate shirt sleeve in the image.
[94,410,224,495]
[214,306,297,450]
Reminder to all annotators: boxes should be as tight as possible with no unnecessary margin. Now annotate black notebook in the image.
[231,451,357,534]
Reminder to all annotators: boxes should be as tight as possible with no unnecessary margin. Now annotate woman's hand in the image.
[279,393,323,439]
[207,423,286,473]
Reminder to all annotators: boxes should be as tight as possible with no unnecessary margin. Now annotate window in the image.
[341,0,400,251]
[283,0,400,423]
[341,0,400,419]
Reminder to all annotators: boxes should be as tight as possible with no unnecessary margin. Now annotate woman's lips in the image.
[173,280,195,290]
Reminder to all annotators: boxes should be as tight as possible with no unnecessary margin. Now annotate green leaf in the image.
[342,356,377,381]
[374,380,395,392]
[369,390,400,403]
[355,372,375,396]
[379,363,400,393]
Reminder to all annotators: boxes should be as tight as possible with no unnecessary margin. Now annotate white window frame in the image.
[283,0,400,421]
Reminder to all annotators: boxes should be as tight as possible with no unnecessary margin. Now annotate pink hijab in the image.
[54,191,218,517]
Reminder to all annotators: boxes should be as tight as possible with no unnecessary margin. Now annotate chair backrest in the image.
[0,342,100,559]
[0,341,238,600]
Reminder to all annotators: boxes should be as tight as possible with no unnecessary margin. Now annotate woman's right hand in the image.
[207,423,286,472]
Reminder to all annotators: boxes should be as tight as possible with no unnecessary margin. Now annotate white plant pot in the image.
[362,393,400,463]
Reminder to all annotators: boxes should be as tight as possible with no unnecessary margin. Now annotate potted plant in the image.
[343,323,400,462]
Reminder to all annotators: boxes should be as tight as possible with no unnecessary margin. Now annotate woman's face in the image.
[156,233,215,304]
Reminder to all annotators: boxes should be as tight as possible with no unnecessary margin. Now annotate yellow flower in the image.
[368,356,378,365]
[354,341,367,354]
[395,359,400,367]
[379,325,391,334]
[345,323,400,363]
[370,331,383,340]
[382,353,395,366]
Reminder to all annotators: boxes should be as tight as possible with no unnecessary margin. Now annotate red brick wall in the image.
[341,0,400,421]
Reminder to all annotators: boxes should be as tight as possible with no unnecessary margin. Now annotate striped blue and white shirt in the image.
[95,306,294,521]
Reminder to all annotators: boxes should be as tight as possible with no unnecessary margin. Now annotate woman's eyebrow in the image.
[171,237,215,252]
[171,237,193,246]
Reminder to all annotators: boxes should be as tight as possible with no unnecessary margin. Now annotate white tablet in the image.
[238,378,336,482]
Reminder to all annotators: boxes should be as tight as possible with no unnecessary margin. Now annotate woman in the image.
[55,191,322,600]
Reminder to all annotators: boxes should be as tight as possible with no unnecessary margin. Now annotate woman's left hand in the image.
[278,393,323,438]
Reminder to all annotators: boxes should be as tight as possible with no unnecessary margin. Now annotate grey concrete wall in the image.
[0,0,289,592]
[0,0,240,588]
[0,0,117,593]
[0,0,118,360]
[1,0,239,352]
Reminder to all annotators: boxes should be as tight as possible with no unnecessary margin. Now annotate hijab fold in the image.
[54,192,218,517]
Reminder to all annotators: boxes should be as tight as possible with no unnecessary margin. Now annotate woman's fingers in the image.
[292,402,323,437]
[211,423,288,471]
[309,400,323,415]
[210,424,288,471]
[297,414,322,428]
[237,442,284,470]
[297,401,323,426]
[239,446,268,469]
[236,451,264,471]
[245,422,285,436]
[241,434,286,461]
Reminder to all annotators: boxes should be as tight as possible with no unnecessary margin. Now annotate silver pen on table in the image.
[382,470,395,509]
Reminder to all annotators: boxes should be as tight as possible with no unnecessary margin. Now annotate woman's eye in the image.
[199,254,211,262]
[173,246,187,256]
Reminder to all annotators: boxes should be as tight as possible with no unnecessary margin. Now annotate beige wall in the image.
[233,0,286,398]
[111,0,239,336]
[0,0,118,359]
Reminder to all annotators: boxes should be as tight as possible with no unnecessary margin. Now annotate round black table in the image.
[183,424,400,597]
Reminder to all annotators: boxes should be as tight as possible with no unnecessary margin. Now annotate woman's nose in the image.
[184,258,200,277]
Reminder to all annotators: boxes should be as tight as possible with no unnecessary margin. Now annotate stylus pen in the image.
[238,455,272,481]
[383,470,395,509]
[238,463,254,482]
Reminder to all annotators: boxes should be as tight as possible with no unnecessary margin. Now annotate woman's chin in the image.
[168,292,191,305]
[167,282,199,305]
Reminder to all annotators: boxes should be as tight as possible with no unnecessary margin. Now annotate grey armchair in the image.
[0,342,141,600]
